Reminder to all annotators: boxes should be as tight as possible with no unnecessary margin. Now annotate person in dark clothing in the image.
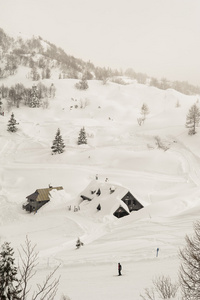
[118,263,122,276]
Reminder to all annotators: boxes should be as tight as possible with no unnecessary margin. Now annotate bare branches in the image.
[18,236,38,300]
[32,266,60,300]
[140,275,179,300]
[179,221,200,299]
[153,275,179,299]
[18,236,60,300]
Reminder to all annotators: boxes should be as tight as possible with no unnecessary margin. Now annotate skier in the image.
[156,248,159,257]
[118,262,122,276]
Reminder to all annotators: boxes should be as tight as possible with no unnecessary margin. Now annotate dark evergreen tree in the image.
[185,104,200,135]
[7,112,18,132]
[0,242,21,300]
[75,77,89,90]
[78,127,87,145]
[51,128,65,154]
[0,96,2,111]
[29,85,40,108]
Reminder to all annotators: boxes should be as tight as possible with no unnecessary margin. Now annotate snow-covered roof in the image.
[79,180,132,216]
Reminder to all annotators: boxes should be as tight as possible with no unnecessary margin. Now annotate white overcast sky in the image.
[0,0,200,85]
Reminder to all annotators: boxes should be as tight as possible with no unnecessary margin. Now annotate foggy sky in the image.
[0,0,200,85]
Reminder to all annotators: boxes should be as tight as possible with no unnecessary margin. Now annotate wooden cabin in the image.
[23,186,63,213]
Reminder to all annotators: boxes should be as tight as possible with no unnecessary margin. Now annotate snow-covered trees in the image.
[179,221,200,299]
[75,77,89,90]
[78,127,87,145]
[185,103,200,135]
[137,103,149,126]
[7,112,18,132]
[0,242,21,300]
[29,85,40,108]
[141,103,149,120]
[51,128,65,154]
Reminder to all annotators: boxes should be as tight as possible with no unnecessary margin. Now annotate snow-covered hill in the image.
[0,69,200,299]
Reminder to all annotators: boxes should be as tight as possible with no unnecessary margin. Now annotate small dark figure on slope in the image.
[76,238,84,249]
[118,262,122,276]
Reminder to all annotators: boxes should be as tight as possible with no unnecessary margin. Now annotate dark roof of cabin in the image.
[27,186,63,202]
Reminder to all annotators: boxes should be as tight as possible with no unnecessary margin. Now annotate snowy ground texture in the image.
[0,73,200,299]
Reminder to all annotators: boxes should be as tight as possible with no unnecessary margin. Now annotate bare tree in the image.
[179,221,200,299]
[153,275,179,299]
[140,287,155,300]
[18,237,38,300]
[140,275,179,300]
[18,236,60,300]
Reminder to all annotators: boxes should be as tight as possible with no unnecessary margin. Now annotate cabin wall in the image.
[122,192,143,212]
[113,206,129,218]
[23,200,49,212]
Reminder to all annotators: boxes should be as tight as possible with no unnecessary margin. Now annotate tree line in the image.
[0,82,56,110]
[0,28,199,95]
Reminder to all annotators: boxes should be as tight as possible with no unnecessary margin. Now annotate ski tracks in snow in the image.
[172,142,200,187]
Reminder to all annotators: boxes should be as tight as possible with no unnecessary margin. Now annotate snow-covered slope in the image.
[0,69,200,299]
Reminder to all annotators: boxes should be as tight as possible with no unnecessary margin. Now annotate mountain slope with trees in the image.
[0,28,199,95]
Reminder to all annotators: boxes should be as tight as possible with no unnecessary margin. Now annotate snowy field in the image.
[0,75,200,299]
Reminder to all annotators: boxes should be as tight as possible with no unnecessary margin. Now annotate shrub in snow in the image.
[140,275,179,300]
[0,242,21,300]
[140,103,149,121]
[75,77,89,90]
[76,238,84,249]
[137,117,144,126]
[77,127,87,145]
[185,103,200,135]
[154,136,169,151]
[137,103,149,126]
[51,128,65,154]
[0,97,2,111]
[176,100,181,108]
[7,112,18,132]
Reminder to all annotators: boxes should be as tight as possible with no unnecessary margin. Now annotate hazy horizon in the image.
[0,0,199,85]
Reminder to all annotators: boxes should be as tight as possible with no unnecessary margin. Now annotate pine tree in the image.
[51,128,65,154]
[140,103,149,121]
[78,127,87,145]
[29,85,40,108]
[7,112,18,132]
[75,77,89,90]
[0,242,21,300]
[185,103,200,135]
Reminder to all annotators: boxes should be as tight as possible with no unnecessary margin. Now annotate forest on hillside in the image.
[0,28,199,95]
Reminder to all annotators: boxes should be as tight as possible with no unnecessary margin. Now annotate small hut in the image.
[23,186,63,213]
